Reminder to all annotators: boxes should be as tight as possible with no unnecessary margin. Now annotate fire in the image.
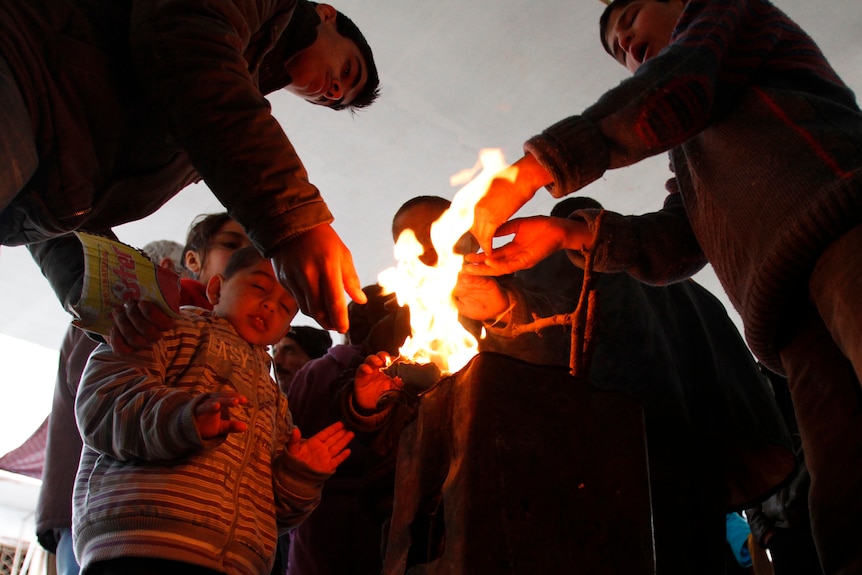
[377,149,509,374]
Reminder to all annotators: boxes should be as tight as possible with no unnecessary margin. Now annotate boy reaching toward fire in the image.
[465,1,862,570]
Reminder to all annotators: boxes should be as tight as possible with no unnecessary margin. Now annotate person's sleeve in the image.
[74,329,207,462]
[565,192,707,285]
[271,392,331,531]
[744,504,773,548]
[129,0,332,256]
[725,512,753,568]
[526,0,777,197]
[27,230,118,313]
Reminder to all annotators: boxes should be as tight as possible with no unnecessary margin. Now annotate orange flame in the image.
[378,149,508,374]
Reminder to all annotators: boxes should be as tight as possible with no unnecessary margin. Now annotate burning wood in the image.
[383,356,443,395]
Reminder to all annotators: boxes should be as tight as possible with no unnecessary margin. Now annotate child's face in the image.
[604,0,686,73]
[208,260,298,346]
[283,4,368,108]
[187,220,251,284]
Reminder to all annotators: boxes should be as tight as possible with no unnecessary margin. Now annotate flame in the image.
[377,149,508,374]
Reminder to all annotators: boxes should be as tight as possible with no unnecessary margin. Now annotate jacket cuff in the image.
[524,116,609,198]
[248,199,334,258]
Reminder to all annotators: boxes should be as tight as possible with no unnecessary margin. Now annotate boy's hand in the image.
[271,224,366,335]
[452,274,510,321]
[194,391,249,439]
[109,300,175,355]
[463,216,592,276]
[354,352,404,411]
[286,421,354,474]
[470,153,552,255]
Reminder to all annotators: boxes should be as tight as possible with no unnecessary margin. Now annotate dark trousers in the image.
[769,526,824,575]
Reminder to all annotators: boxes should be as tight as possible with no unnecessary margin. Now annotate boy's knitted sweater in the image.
[72,307,330,575]
[525,0,862,373]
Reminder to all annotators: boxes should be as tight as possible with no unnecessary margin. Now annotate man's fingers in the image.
[319,272,348,334]
[137,301,174,331]
[110,311,153,352]
[120,302,166,342]
[107,326,135,355]
[342,256,366,305]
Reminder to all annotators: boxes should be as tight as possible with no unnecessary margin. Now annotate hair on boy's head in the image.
[599,0,672,56]
[222,246,266,280]
[308,2,380,111]
[391,195,452,239]
[550,197,604,218]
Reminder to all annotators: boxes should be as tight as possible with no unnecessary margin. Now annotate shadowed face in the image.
[604,0,686,73]
[283,4,368,108]
[272,336,313,392]
[185,220,251,284]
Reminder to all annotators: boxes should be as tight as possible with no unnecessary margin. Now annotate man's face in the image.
[272,336,312,392]
[283,4,368,108]
[209,261,298,347]
[604,0,686,73]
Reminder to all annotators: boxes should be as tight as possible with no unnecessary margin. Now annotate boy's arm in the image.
[564,192,708,284]
[75,327,209,462]
[528,0,790,198]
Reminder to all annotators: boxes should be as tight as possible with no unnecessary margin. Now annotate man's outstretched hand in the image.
[271,224,366,334]
[470,153,552,255]
[463,216,593,276]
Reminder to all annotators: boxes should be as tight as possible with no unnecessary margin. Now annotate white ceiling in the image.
[2,0,861,353]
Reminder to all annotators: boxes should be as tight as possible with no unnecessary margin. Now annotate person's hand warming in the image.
[470,153,553,255]
[194,391,249,439]
[109,300,176,355]
[463,216,593,276]
[286,421,354,474]
[271,224,366,334]
[354,351,404,411]
[452,274,511,321]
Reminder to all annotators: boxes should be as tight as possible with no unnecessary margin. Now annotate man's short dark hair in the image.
[331,8,380,111]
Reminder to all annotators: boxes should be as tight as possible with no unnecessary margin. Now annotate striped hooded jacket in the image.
[72,307,329,575]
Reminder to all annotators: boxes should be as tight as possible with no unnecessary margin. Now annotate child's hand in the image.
[194,391,249,439]
[286,421,354,474]
[354,352,404,411]
[452,274,510,321]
